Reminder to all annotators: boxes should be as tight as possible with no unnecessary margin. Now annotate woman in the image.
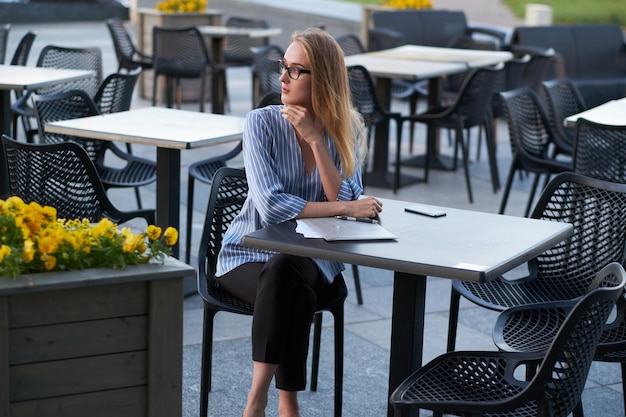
[216,27,383,417]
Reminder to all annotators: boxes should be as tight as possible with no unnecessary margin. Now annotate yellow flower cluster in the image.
[154,0,207,13]
[0,196,178,279]
[380,0,433,9]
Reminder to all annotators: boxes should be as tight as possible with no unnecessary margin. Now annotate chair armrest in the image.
[367,27,407,51]
[468,24,510,45]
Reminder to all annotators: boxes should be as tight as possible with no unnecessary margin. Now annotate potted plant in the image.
[0,196,195,417]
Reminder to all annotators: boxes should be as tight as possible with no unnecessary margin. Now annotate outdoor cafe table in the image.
[564,97,626,128]
[0,65,95,199]
[345,45,512,189]
[241,198,573,417]
[44,107,245,260]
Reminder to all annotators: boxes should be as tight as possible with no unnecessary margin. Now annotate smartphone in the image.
[404,205,447,218]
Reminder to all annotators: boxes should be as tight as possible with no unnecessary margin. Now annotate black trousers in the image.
[217,254,330,391]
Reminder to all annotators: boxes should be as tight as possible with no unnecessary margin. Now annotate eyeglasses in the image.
[278,60,311,80]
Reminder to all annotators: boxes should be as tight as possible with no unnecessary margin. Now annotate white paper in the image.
[296,218,397,241]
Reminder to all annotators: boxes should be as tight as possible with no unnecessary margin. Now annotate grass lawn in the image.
[341,0,626,26]
[502,0,626,25]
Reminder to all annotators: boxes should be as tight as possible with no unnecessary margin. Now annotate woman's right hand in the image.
[344,196,383,219]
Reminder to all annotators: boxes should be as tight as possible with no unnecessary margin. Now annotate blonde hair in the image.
[291,28,365,178]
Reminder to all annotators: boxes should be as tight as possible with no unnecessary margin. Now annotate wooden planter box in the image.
[136,8,223,102]
[0,257,195,417]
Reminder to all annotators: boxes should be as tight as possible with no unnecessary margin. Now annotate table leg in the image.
[401,78,456,171]
[0,90,11,199]
[156,147,197,295]
[156,147,181,257]
[387,271,426,417]
[208,35,226,115]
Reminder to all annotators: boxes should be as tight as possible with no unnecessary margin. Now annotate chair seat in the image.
[98,155,157,188]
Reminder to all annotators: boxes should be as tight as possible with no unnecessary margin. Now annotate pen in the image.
[335,215,379,224]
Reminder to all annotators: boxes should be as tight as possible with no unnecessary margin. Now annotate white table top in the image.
[198,25,282,38]
[564,97,626,128]
[0,65,96,90]
[44,107,245,149]
[344,44,512,80]
[243,198,573,283]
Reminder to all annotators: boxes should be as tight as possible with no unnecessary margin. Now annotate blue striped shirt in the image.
[216,105,363,282]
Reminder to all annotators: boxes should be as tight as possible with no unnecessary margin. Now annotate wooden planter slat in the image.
[9,316,148,364]
[10,386,147,417]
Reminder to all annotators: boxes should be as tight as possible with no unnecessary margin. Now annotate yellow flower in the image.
[164,227,179,246]
[154,0,205,13]
[0,245,10,263]
[0,197,178,279]
[43,254,56,271]
[147,225,162,240]
[23,240,35,263]
[380,0,433,9]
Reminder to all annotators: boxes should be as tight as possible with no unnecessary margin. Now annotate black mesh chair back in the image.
[335,33,366,56]
[542,77,588,152]
[490,55,529,119]
[197,167,346,417]
[11,45,102,143]
[35,89,156,209]
[251,44,283,107]
[443,35,498,96]
[347,65,404,191]
[518,48,556,94]
[94,71,140,114]
[35,45,103,97]
[0,24,10,65]
[391,261,626,417]
[447,172,626,352]
[572,118,626,184]
[497,86,572,216]
[493,262,626,416]
[106,17,153,72]
[152,26,215,112]
[223,16,269,66]
[10,31,36,66]
[1,134,154,225]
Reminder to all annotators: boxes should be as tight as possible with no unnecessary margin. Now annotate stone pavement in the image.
[5,3,624,415]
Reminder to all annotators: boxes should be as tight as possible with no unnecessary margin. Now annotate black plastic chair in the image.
[223,16,269,67]
[8,30,37,139]
[152,26,225,112]
[497,87,572,216]
[34,89,157,210]
[493,262,626,417]
[400,66,502,202]
[94,71,155,207]
[542,77,588,155]
[347,64,404,192]
[447,172,626,353]
[1,134,154,225]
[250,43,283,107]
[106,17,153,73]
[572,118,626,184]
[390,261,626,417]
[11,45,103,143]
[197,167,346,417]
